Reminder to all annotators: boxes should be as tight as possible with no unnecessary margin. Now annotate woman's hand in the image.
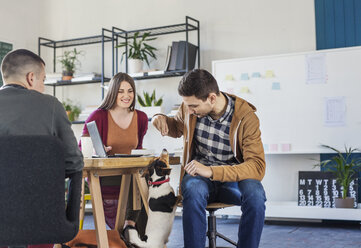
[104,145,112,153]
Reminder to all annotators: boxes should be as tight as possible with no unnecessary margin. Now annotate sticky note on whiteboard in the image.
[265,70,275,78]
[272,82,281,90]
[240,73,249,80]
[281,143,291,152]
[225,74,234,81]
[252,72,261,78]
[240,86,250,93]
[270,144,278,152]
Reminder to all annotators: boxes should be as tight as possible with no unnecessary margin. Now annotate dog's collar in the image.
[148,178,170,186]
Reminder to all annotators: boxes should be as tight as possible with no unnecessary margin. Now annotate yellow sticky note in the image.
[225,74,234,81]
[240,86,250,93]
[265,70,275,78]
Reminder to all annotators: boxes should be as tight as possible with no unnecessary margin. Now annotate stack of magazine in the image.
[71,73,101,82]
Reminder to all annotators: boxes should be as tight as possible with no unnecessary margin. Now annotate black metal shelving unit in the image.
[37,17,200,124]
[112,16,200,78]
[38,28,113,98]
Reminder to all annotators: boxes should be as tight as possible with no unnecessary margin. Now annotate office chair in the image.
[177,201,237,248]
[0,135,82,247]
[206,203,237,248]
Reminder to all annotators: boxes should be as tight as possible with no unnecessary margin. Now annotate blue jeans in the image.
[181,174,266,248]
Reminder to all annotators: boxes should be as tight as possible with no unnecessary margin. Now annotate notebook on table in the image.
[86,121,142,158]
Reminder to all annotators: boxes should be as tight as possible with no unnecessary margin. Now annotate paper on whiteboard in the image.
[306,54,326,84]
[324,97,346,127]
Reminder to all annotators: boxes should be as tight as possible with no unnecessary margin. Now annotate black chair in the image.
[206,203,237,248]
[0,135,82,248]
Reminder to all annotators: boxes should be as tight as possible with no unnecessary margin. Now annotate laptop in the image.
[86,121,142,158]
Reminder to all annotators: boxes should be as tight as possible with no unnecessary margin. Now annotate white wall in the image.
[36,0,316,114]
[0,0,316,116]
[1,0,320,213]
[0,0,44,52]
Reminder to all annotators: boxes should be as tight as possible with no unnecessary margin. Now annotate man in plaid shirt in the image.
[152,69,266,248]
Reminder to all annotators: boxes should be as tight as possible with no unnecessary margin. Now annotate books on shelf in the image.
[164,45,172,71]
[71,73,101,82]
[44,72,102,84]
[44,73,62,84]
[129,72,144,78]
[175,41,198,71]
[147,70,165,76]
[166,41,198,71]
[129,70,166,78]
[167,41,179,71]
[77,105,98,121]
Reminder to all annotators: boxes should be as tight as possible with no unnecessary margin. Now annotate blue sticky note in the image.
[252,72,261,78]
[240,73,249,80]
[272,82,281,90]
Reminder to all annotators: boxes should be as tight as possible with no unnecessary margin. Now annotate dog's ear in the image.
[161,167,172,176]
[140,168,149,178]
[142,157,157,178]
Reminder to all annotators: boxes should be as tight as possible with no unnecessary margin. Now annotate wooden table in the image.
[83,156,180,248]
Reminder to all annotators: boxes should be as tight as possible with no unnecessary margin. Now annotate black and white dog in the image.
[128,149,180,248]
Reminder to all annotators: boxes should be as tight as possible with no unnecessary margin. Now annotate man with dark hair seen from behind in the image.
[152,69,266,248]
[0,49,84,247]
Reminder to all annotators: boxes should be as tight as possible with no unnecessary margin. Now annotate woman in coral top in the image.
[81,72,148,235]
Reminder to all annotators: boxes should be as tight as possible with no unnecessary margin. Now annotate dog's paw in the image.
[122,225,136,242]
[128,228,140,243]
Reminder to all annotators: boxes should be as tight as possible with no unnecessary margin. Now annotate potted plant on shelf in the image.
[315,144,361,208]
[137,90,163,117]
[58,48,83,81]
[116,32,157,74]
[62,99,81,122]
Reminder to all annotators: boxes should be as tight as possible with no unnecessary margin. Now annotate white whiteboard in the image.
[212,46,361,154]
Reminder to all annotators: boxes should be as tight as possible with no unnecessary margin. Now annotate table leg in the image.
[133,174,142,211]
[89,172,109,248]
[79,177,85,230]
[115,174,131,232]
[134,173,149,215]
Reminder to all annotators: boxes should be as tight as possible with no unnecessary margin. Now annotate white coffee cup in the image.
[81,136,94,158]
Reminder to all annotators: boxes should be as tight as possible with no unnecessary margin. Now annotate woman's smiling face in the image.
[116,80,134,109]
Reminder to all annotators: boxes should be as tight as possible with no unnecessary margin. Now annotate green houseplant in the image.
[137,90,163,117]
[62,99,81,122]
[116,32,157,73]
[137,90,163,107]
[316,144,361,208]
[58,48,83,80]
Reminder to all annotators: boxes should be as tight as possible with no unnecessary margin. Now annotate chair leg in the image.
[206,209,237,248]
[216,231,238,246]
[207,210,217,248]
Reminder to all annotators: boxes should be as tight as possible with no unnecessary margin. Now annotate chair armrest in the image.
[65,171,82,229]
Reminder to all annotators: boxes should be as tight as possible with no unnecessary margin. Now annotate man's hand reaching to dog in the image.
[152,115,169,136]
[184,160,213,178]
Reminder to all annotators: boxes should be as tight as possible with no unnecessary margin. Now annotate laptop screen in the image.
[86,121,107,158]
